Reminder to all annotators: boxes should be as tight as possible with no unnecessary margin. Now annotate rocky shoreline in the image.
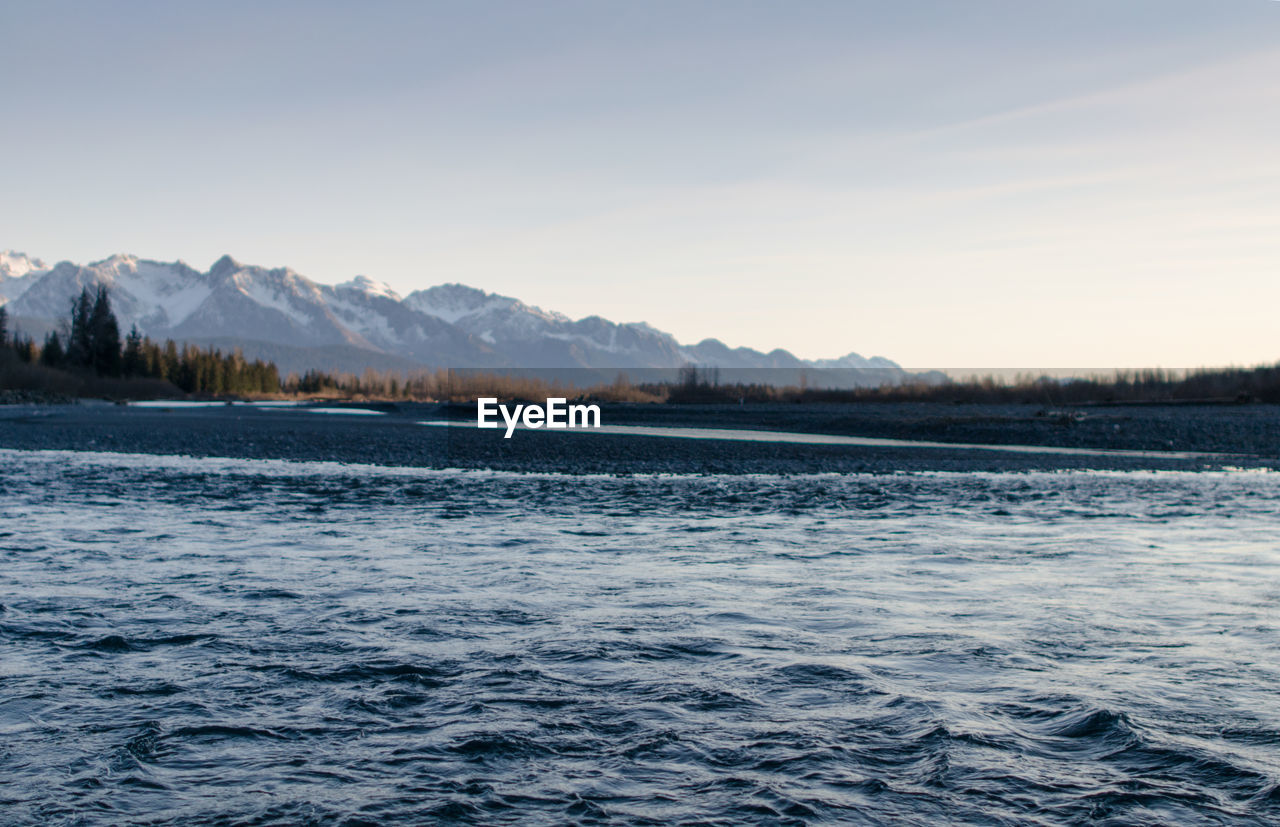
[1,401,1276,474]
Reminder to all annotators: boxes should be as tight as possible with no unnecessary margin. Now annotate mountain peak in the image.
[405,283,504,322]
[0,250,48,280]
[426,282,491,302]
[210,254,243,277]
[341,275,401,301]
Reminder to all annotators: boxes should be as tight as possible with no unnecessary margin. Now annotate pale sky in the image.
[3,1,1277,368]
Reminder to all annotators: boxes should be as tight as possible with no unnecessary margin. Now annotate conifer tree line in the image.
[1,286,279,395]
[5,287,1280,403]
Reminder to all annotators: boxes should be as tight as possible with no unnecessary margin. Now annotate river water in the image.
[2,449,1278,824]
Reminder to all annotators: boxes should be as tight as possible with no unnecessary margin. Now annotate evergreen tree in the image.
[163,340,179,384]
[143,337,162,377]
[41,331,64,367]
[14,336,36,363]
[0,304,8,347]
[66,288,94,368]
[88,286,121,376]
[122,325,145,376]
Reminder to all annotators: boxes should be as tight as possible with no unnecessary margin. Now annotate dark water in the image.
[2,449,1279,825]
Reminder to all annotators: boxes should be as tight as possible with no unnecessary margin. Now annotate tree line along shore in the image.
[2,288,1280,406]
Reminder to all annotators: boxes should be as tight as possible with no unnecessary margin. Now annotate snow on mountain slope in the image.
[8,253,361,349]
[165,255,380,349]
[406,284,693,368]
[323,278,500,367]
[344,275,400,302]
[406,283,570,335]
[94,255,211,329]
[4,249,902,379]
[406,283,547,324]
[8,254,208,330]
[0,251,47,281]
[6,252,499,367]
[0,251,51,305]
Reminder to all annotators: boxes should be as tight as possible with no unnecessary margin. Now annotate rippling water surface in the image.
[2,449,1279,825]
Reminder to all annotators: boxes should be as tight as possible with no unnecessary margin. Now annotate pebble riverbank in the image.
[1,401,1276,474]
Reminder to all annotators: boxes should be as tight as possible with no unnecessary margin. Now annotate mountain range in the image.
[0,250,904,385]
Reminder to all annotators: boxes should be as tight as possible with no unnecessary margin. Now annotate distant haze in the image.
[3,0,1277,368]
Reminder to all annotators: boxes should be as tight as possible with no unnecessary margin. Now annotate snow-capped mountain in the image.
[3,250,904,383]
[321,276,500,367]
[0,251,50,305]
[6,254,502,371]
[406,284,689,369]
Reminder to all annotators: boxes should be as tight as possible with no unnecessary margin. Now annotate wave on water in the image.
[2,449,1279,824]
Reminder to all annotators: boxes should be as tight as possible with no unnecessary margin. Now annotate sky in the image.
[3,0,1278,368]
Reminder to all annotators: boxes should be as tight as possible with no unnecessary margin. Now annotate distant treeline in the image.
[653,364,1280,405]
[3,291,1280,404]
[0,288,279,396]
[222,361,1280,405]
[283,367,663,403]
